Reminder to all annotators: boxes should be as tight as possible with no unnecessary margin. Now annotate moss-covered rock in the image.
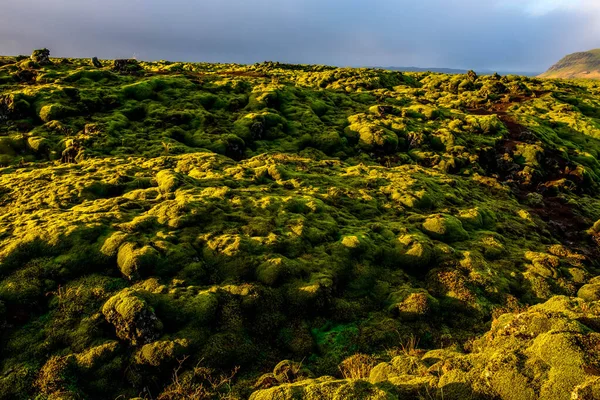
[117,242,160,280]
[272,359,312,383]
[39,103,75,122]
[256,256,297,286]
[396,233,434,271]
[74,341,120,369]
[249,377,397,400]
[577,282,600,301]
[134,339,188,366]
[422,214,469,242]
[387,286,439,320]
[102,288,163,346]
[31,48,51,65]
[35,355,78,397]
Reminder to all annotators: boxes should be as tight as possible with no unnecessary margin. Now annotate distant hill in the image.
[381,66,540,76]
[540,49,600,79]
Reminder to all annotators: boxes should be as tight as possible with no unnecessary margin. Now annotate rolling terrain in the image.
[1,51,600,399]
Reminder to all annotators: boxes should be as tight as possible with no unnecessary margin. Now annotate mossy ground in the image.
[1,54,600,399]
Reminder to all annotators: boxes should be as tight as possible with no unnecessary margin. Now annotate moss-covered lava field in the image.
[1,51,600,399]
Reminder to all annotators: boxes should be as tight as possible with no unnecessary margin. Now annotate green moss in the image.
[201,332,257,368]
[27,136,49,153]
[100,232,129,258]
[63,69,118,83]
[35,355,78,396]
[577,283,600,301]
[75,341,120,369]
[345,114,399,153]
[525,251,561,279]
[257,257,297,286]
[395,233,434,271]
[422,214,469,242]
[155,169,181,194]
[134,339,188,366]
[117,243,160,280]
[3,55,600,399]
[387,286,439,320]
[102,288,163,345]
[478,234,506,260]
[39,103,75,122]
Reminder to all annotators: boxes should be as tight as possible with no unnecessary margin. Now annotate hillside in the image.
[540,49,600,79]
[1,51,600,399]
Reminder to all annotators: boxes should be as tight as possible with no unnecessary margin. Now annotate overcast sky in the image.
[1,0,599,72]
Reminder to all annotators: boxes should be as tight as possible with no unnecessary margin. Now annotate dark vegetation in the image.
[1,50,600,399]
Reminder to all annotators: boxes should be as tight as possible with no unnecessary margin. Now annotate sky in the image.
[1,0,599,72]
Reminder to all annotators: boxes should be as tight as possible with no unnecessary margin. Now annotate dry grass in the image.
[338,353,378,380]
[156,356,239,400]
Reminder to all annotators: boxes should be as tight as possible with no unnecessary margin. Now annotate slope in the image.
[540,49,600,79]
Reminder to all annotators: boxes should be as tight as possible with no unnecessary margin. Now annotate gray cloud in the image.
[0,0,599,72]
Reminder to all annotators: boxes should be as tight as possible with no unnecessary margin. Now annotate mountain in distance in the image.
[540,49,600,79]
[380,66,541,76]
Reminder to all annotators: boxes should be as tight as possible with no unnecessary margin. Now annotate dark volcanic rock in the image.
[31,48,51,65]
[91,57,102,68]
[112,59,142,74]
[14,69,37,84]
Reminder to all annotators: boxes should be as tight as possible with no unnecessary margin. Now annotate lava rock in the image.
[112,59,142,74]
[102,289,163,346]
[31,48,51,65]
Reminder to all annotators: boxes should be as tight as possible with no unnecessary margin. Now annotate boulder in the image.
[31,48,51,65]
[102,289,163,346]
[91,57,102,68]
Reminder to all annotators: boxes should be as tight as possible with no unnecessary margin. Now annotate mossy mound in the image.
[117,243,161,280]
[422,214,469,242]
[102,288,163,345]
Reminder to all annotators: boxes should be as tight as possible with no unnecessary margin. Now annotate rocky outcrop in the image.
[112,59,142,74]
[31,48,51,65]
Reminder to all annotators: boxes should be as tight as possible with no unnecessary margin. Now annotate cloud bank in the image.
[0,0,599,72]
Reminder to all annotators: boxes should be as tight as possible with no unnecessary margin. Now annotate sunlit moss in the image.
[1,55,600,399]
